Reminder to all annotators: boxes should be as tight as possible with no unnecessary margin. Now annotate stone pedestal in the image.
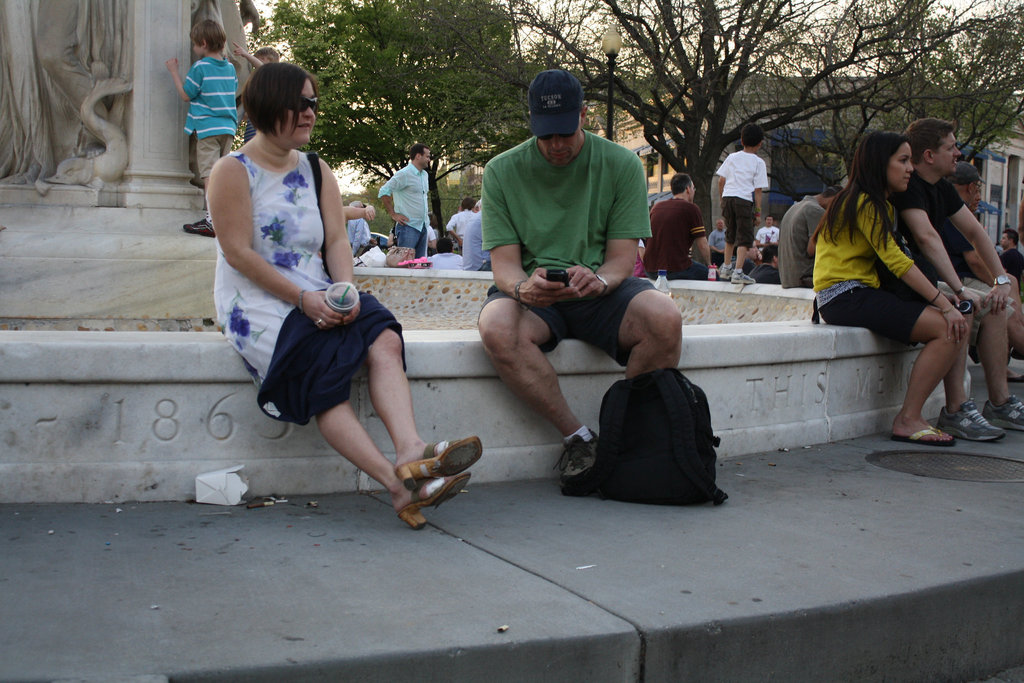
[119,0,205,210]
[0,0,213,327]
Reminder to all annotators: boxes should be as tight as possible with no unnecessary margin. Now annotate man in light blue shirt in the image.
[378,143,432,258]
[461,201,490,271]
[346,201,371,255]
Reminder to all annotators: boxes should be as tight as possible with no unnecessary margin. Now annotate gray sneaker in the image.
[556,430,598,483]
[982,395,1024,432]
[731,271,756,285]
[937,400,1005,441]
[718,264,734,279]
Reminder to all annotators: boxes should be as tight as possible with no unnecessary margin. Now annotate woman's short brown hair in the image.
[242,62,319,136]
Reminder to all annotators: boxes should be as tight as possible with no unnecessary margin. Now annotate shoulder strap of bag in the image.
[307,151,322,205]
[594,378,631,472]
[655,369,727,505]
[306,151,332,280]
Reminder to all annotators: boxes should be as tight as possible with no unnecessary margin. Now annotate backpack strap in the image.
[306,151,331,280]
[654,369,728,505]
[308,152,322,201]
[594,378,631,473]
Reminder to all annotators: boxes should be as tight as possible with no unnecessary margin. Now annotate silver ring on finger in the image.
[316,318,324,327]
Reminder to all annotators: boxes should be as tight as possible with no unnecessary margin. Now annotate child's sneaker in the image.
[731,270,756,285]
[718,264,734,280]
[183,218,215,237]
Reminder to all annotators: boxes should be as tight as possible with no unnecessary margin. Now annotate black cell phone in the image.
[544,269,570,285]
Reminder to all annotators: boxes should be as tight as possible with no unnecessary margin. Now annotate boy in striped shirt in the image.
[166,20,238,237]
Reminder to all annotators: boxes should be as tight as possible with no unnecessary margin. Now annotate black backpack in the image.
[561,368,728,506]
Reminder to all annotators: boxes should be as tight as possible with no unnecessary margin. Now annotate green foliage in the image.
[498,0,1024,218]
[265,0,529,223]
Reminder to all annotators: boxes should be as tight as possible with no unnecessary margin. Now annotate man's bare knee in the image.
[479,300,548,358]
[625,292,681,342]
[478,304,518,353]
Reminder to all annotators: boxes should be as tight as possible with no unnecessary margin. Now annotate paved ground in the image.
[2,365,1023,682]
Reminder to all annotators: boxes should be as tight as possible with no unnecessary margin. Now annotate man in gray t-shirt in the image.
[778,187,839,288]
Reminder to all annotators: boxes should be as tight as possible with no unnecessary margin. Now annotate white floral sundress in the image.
[214,152,331,380]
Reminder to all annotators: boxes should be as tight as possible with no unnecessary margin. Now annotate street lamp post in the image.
[602,26,622,141]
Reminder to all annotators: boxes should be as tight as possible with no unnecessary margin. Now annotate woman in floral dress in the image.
[208,63,481,529]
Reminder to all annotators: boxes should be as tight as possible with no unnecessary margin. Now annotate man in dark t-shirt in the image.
[940,164,1024,382]
[1001,229,1024,284]
[749,244,781,284]
[892,118,1022,437]
[644,173,711,280]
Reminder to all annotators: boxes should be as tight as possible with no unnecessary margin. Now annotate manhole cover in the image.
[867,451,1024,482]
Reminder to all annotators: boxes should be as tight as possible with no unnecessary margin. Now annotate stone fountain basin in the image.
[0,269,942,503]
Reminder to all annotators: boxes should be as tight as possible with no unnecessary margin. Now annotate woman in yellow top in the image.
[814,131,966,445]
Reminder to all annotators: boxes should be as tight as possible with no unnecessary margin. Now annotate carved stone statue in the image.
[0,0,260,195]
[0,0,131,192]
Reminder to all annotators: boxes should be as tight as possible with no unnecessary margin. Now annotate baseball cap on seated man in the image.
[528,69,585,138]
[951,161,981,185]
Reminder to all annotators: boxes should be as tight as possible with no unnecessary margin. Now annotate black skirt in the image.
[257,293,404,424]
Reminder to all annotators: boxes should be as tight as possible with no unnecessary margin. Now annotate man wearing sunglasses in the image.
[478,69,683,485]
[378,143,433,258]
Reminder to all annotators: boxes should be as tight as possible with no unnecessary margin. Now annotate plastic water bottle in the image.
[655,270,670,294]
[707,264,717,281]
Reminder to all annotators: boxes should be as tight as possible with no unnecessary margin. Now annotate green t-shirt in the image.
[481,132,651,275]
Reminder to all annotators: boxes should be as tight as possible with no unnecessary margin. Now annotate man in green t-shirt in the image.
[478,69,683,485]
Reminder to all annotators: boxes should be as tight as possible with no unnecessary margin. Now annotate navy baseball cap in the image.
[528,70,584,137]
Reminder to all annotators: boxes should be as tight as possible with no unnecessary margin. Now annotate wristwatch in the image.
[994,274,1011,286]
[594,274,609,294]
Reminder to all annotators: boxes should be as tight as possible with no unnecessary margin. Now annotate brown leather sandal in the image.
[395,436,482,491]
[396,473,471,530]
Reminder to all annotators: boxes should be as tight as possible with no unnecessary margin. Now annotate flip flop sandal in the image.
[395,436,482,491]
[396,473,471,530]
[890,427,956,446]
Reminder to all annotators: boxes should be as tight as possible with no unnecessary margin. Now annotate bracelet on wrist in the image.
[513,279,527,305]
[297,289,307,314]
[941,307,956,317]
[929,291,941,305]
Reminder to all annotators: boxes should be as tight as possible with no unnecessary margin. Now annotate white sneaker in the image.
[731,271,756,285]
[719,264,734,279]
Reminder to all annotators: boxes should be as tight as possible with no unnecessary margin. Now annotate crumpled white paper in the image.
[195,465,248,505]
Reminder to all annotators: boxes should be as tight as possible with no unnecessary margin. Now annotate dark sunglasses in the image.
[537,132,576,141]
[293,96,318,113]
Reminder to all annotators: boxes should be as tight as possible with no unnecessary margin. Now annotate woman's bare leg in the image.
[894,308,962,438]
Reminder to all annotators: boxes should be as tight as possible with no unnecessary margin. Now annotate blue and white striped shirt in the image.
[183,57,238,139]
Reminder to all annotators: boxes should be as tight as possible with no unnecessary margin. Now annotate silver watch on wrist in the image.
[994,274,1011,286]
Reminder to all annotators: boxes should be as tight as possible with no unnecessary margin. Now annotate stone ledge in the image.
[0,324,943,503]
[0,322,902,381]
